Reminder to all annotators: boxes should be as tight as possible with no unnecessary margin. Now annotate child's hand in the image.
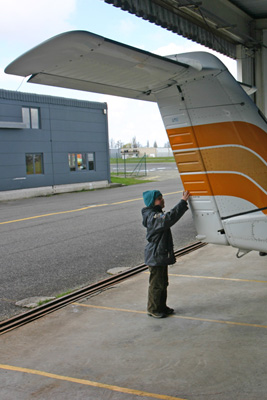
[182,190,190,201]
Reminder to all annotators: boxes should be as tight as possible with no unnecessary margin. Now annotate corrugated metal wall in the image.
[104,0,236,58]
[0,90,109,191]
[0,89,107,110]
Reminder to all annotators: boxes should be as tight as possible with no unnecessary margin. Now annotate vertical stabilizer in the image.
[156,52,267,252]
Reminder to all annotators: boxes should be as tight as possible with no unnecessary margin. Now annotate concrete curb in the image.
[0,180,124,202]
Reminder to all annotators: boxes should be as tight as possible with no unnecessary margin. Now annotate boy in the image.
[142,190,190,318]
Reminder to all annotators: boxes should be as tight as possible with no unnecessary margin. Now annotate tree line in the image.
[109,136,171,149]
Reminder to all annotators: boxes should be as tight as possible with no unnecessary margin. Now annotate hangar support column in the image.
[236,44,255,93]
[260,29,267,116]
[237,27,267,117]
[254,29,267,117]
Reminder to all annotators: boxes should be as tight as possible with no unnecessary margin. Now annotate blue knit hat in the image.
[143,190,162,207]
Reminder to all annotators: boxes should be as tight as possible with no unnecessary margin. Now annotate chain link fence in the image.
[111,154,147,177]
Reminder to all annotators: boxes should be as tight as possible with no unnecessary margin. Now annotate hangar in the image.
[104,0,267,115]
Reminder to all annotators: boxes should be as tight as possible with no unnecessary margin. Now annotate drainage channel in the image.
[0,241,206,335]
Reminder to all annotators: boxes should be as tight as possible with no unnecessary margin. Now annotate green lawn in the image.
[110,174,153,185]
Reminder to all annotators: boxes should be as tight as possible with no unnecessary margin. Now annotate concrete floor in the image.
[0,244,267,400]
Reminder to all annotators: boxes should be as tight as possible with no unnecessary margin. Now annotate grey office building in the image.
[0,89,110,197]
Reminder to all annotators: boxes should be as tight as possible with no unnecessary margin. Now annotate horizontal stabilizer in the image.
[5,31,223,102]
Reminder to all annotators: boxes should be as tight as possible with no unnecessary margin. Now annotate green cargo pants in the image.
[147,265,169,314]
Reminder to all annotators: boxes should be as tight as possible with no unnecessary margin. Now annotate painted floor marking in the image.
[168,273,267,284]
[73,303,267,329]
[144,271,267,284]
[0,204,108,225]
[0,191,182,225]
[0,364,187,400]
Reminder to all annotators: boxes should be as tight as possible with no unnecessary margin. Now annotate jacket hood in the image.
[141,207,150,228]
[142,190,162,207]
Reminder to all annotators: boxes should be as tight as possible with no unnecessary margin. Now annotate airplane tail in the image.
[5,31,267,253]
[154,52,267,253]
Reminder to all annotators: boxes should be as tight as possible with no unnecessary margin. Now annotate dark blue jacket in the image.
[142,200,188,266]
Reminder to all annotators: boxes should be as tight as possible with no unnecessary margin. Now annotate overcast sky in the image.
[0,0,237,147]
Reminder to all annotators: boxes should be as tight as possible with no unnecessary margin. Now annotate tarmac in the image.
[1,244,267,400]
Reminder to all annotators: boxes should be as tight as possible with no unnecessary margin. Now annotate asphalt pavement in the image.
[0,165,197,321]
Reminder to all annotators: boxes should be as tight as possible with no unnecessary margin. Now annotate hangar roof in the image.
[104,0,267,58]
[229,0,267,19]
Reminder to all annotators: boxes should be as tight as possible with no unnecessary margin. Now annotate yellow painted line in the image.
[73,303,267,329]
[172,316,267,329]
[0,204,108,225]
[0,191,182,225]
[73,303,147,315]
[168,273,267,284]
[0,364,187,400]
[163,191,183,196]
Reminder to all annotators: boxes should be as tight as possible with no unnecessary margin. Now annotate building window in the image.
[22,107,40,129]
[88,153,95,170]
[68,153,76,172]
[77,153,87,170]
[26,153,44,174]
[68,153,95,171]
